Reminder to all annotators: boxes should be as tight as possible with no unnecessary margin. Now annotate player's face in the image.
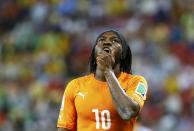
[95,31,122,62]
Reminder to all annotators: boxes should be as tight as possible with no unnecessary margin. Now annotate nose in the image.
[103,42,111,47]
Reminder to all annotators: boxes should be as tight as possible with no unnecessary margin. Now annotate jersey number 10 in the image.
[92,109,111,129]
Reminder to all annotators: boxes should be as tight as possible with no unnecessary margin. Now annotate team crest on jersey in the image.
[135,82,147,100]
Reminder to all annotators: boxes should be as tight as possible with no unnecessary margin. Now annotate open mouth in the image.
[103,47,111,53]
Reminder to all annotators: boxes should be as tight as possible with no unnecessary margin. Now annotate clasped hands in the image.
[96,51,115,73]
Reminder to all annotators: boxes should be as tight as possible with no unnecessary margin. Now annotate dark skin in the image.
[58,31,139,131]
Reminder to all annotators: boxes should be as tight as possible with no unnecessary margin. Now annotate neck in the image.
[94,65,121,82]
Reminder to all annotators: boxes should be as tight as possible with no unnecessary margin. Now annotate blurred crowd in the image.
[0,0,194,131]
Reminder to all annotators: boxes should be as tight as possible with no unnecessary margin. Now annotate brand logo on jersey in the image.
[135,82,147,100]
[77,92,88,100]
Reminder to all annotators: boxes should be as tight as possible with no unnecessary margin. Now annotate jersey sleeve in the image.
[126,75,148,110]
[57,79,77,130]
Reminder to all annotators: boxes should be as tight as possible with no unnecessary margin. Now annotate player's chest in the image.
[74,85,122,120]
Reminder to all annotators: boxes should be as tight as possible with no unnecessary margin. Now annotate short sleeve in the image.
[126,75,148,109]
[57,79,77,130]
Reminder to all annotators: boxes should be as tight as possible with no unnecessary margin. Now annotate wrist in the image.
[104,68,113,76]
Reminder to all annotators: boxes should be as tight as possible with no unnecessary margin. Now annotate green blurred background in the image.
[0,0,193,131]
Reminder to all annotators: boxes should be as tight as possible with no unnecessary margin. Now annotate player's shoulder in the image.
[122,72,146,81]
[65,74,92,92]
[67,74,93,85]
[130,74,148,88]
[131,74,147,82]
[122,72,147,84]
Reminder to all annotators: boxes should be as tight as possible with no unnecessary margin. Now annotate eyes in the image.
[97,38,120,43]
[112,39,120,43]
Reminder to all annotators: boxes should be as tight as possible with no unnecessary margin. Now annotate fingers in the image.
[96,49,116,70]
[96,54,107,64]
[97,52,115,63]
[96,55,110,63]
[96,57,106,70]
[97,52,112,60]
[96,58,104,66]
[96,55,114,70]
[96,50,109,58]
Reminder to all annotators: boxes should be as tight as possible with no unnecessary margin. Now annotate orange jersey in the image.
[57,72,148,131]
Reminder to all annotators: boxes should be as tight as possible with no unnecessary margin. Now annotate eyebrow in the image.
[110,36,119,39]
[98,35,119,39]
[98,36,106,39]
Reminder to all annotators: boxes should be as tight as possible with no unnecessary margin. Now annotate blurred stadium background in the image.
[0,0,194,131]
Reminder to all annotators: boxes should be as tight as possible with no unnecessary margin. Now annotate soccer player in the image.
[57,30,148,131]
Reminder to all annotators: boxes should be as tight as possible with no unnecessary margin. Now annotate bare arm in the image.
[58,128,71,131]
[104,69,139,120]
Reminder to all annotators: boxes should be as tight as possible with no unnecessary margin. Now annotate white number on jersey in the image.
[92,109,111,129]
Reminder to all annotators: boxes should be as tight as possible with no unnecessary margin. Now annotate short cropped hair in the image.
[89,30,132,74]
